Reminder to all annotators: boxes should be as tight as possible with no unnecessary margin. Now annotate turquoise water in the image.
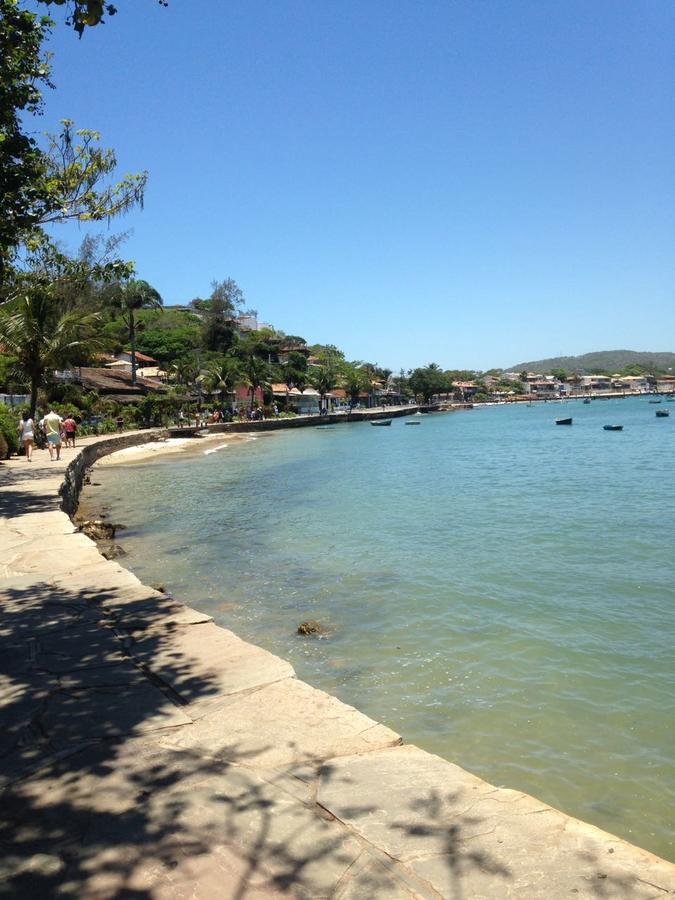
[90,398,675,860]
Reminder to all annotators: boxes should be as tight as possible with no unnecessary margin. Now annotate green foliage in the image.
[309,344,345,367]
[0,0,54,283]
[0,431,8,460]
[0,404,19,457]
[309,365,339,403]
[103,278,162,383]
[37,1,168,36]
[201,278,243,353]
[0,243,106,414]
[342,364,369,404]
[408,363,449,402]
[511,350,675,376]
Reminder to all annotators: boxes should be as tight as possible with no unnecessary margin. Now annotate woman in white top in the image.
[18,412,35,461]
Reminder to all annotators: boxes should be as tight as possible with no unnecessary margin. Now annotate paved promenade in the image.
[1,435,674,898]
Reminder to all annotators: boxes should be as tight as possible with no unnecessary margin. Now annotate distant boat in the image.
[556,417,573,425]
[603,424,623,431]
[655,409,670,418]
[405,421,421,426]
[666,397,675,402]
[371,419,392,426]
[583,398,591,404]
[649,399,662,404]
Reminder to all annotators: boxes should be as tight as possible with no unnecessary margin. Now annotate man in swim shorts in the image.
[40,409,63,461]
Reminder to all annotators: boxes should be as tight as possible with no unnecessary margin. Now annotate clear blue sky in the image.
[36,0,674,370]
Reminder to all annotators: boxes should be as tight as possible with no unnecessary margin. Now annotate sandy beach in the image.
[95,430,257,466]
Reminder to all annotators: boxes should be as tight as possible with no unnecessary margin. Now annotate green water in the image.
[88,398,675,860]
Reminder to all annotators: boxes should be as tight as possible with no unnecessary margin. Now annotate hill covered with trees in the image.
[510,350,675,375]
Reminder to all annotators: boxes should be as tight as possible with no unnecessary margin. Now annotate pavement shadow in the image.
[0,579,366,898]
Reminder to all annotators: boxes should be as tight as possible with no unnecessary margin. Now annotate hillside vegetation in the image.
[510,350,675,375]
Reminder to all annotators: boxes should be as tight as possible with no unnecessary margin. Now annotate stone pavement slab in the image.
[127,621,295,713]
[0,738,363,899]
[317,745,675,899]
[158,677,401,768]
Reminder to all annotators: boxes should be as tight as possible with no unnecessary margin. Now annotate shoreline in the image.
[1,432,674,894]
[94,430,258,466]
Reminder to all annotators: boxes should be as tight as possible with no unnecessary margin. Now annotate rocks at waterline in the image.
[100,544,126,560]
[78,520,126,541]
[297,620,326,637]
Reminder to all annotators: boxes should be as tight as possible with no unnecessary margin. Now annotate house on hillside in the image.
[277,341,310,364]
[53,367,168,403]
[108,352,167,382]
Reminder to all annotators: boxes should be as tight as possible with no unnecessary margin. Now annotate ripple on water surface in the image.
[88,399,675,860]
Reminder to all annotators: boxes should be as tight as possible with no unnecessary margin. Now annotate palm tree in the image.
[0,288,100,417]
[309,365,339,415]
[342,364,368,410]
[202,359,240,407]
[241,355,271,411]
[106,279,162,385]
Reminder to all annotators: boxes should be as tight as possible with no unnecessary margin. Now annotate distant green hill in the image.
[508,350,675,375]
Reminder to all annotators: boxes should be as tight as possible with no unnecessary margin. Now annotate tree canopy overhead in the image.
[37,0,168,36]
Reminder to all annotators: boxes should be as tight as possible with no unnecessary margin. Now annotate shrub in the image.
[0,432,8,460]
[0,405,19,456]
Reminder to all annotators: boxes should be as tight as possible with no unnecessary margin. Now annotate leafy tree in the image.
[39,121,148,227]
[201,278,243,352]
[342,364,369,408]
[550,368,568,381]
[0,246,103,415]
[37,1,168,36]
[104,279,163,384]
[282,350,308,395]
[240,354,270,411]
[408,363,448,403]
[309,365,339,413]
[0,1,54,286]
[0,4,147,284]
[201,359,240,407]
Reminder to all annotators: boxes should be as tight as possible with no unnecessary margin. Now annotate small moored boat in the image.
[583,398,591,404]
[603,424,623,431]
[649,399,662,404]
[371,419,392,426]
[405,421,421,425]
[655,409,670,418]
[555,417,573,425]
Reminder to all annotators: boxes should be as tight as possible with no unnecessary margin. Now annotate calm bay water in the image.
[88,398,675,859]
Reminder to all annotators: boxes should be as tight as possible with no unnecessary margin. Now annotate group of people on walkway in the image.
[17,410,78,462]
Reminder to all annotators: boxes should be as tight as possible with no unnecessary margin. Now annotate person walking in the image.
[18,411,35,462]
[40,409,63,461]
[63,415,77,447]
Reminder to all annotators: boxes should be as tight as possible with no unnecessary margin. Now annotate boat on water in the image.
[655,409,670,418]
[371,419,392,426]
[555,417,573,425]
[583,398,591,404]
[649,399,662,404]
[405,421,421,426]
[603,424,623,431]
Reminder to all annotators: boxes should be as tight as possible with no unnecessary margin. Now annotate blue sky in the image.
[36,0,674,370]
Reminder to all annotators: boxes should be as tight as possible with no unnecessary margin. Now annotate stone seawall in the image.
[1,434,674,897]
[205,405,434,434]
[59,428,167,515]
